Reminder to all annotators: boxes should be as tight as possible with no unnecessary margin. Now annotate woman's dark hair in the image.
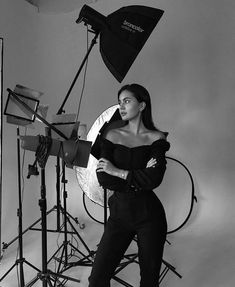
[118,83,159,131]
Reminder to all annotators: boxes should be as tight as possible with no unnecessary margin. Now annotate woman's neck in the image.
[125,117,147,135]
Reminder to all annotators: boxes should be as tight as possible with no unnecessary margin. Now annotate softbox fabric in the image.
[100,6,164,82]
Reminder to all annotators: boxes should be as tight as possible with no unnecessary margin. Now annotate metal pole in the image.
[17,126,25,286]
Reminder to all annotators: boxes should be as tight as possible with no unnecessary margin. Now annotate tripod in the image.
[2,153,95,286]
[45,159,95,276]
[2,87,95,284]
[0,127,40,286]
[25,154,81,287]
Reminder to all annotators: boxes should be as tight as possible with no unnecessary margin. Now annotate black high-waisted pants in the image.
[88,191,167,287]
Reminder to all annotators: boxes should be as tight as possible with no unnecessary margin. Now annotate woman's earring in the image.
[140,102,146,112]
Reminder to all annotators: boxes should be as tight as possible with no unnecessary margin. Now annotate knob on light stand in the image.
[27,162,39,178]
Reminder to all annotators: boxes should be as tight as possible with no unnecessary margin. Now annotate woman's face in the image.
[118,90,144,121]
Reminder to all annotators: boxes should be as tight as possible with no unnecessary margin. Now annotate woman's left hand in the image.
[96,158,118,176]
[146,157,157,168]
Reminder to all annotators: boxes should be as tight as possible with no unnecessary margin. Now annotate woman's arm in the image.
[96,140,170,192]
[97,156,158,180]
[126,140,170,191]
[126,158,167,191]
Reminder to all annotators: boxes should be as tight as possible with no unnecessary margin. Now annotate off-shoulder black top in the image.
[96,137,170,193]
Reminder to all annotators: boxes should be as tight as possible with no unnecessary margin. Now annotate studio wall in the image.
[0,0,235,286]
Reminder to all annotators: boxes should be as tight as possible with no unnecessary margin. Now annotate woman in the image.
[88,84,170,287]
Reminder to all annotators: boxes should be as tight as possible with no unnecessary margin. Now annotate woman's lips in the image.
[120,112,127,117]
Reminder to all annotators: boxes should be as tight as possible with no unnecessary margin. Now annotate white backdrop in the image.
[0,0,235,286]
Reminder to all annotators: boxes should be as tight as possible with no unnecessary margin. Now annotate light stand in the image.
[25,156,81,287]
[1,86,43,285]
[2,88,92,286]
[44,8,106,273]
[57,31,99,115]
[42,29,100,275]
[0,127,41,286]
[46,160,95,276]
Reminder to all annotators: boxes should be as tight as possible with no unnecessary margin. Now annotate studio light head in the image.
[76,5,107,32]
[76,5,164,82]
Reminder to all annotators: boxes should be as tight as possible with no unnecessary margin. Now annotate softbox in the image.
[100,6,164,82]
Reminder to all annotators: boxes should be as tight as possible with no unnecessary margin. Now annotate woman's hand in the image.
[96,158,118,176]
[146,158,157,168]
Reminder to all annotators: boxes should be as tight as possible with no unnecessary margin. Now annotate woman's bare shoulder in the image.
[104,128,122,142]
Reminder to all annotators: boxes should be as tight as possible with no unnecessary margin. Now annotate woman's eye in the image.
[118,99,131,105]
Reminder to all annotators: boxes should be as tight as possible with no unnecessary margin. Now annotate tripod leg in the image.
[56,157,61,231]
[61,161,68,265]
[0,262,17,281]
[16,127,25,286]
[39,167,49,287]
[49,160,93,271]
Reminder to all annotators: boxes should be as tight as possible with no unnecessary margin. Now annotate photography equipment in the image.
[57,4,164,115]
[2,87,92,286]
[18,102,95,282]
[25,141,82,287]
[0,126,41,286]
[76,4,164,82]
[1,86,45,286]
[4,90,39,125]
[21,132,92,169]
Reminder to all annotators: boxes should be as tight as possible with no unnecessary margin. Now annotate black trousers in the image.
[88,191,167,287]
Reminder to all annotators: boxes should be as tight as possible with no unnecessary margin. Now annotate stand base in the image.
[0,257,41,284]
[25,269,80,287]
[112,253,182,287]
